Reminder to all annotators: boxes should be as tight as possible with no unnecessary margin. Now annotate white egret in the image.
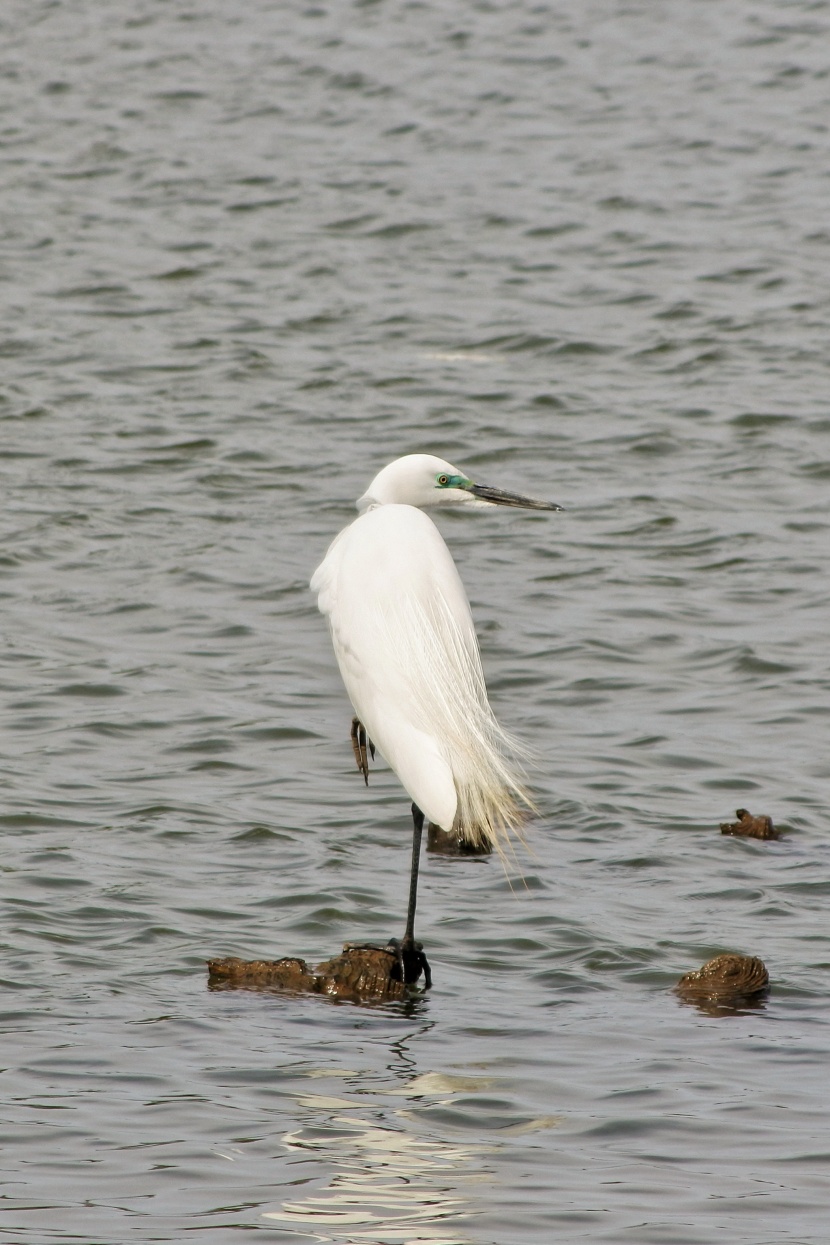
[311,453,562,986]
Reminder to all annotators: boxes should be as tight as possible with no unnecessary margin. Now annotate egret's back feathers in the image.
[312,502,533,851]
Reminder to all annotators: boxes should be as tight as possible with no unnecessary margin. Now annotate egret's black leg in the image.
[388,803,432,987]
[350,717,374,785]
[403,801,423,946]
[347,802,432,989]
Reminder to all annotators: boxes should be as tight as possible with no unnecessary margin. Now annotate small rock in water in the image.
[675,953,769,1014]
[720,808,779,840]
[427,821,492,856]
[207,945,409,1002]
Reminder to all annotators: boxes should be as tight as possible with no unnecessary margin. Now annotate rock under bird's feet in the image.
[350,716,375,785]
[343,936,431,989]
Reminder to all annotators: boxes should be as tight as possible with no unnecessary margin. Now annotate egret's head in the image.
[357,454,562,513]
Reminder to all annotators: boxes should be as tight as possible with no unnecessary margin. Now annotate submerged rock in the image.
[720,808,779,840]
[207,945,409,1002]
[675,953,769,1015]
[427,821,492,856]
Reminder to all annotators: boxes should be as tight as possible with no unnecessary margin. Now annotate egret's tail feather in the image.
[386,589,535,858]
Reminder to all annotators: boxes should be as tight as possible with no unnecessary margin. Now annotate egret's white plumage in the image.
[311,453,561,856]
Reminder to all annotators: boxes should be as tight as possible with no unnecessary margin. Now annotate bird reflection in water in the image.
[262,1027,495,1244]
[269,1110,486,1242]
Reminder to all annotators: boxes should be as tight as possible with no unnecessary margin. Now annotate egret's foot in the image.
[350,716,375,786]
[344,938,431,989]
[387,936,432,989]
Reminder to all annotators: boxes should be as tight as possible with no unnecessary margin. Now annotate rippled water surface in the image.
[2,1,829,1241]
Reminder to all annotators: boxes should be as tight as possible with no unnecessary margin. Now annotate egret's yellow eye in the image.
[437,474,449,486]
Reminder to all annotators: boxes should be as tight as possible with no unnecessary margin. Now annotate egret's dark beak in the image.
[469,483,563,511]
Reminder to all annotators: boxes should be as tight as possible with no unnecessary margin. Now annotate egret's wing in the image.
[312,505,468,826]
[313,504,531,847]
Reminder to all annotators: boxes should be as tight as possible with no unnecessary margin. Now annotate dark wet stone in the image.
[207,946,407,1001]
[316,945,406,1000]
[675,953,769,1015]
[720,808,780,840]
[207,955,318,992]
[427,821,492,856]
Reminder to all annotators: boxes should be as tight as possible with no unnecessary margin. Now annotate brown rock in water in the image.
[720,808,779,840]
[207,956,317,991]
[317,945,406,1000]
[675,953,769,1013]
[427,821,492,856]
[207,945,407,1002]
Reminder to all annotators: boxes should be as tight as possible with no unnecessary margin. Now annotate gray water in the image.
[1,0,829,1241]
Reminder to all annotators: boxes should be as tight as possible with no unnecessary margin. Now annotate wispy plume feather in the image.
[381,587,535,858]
